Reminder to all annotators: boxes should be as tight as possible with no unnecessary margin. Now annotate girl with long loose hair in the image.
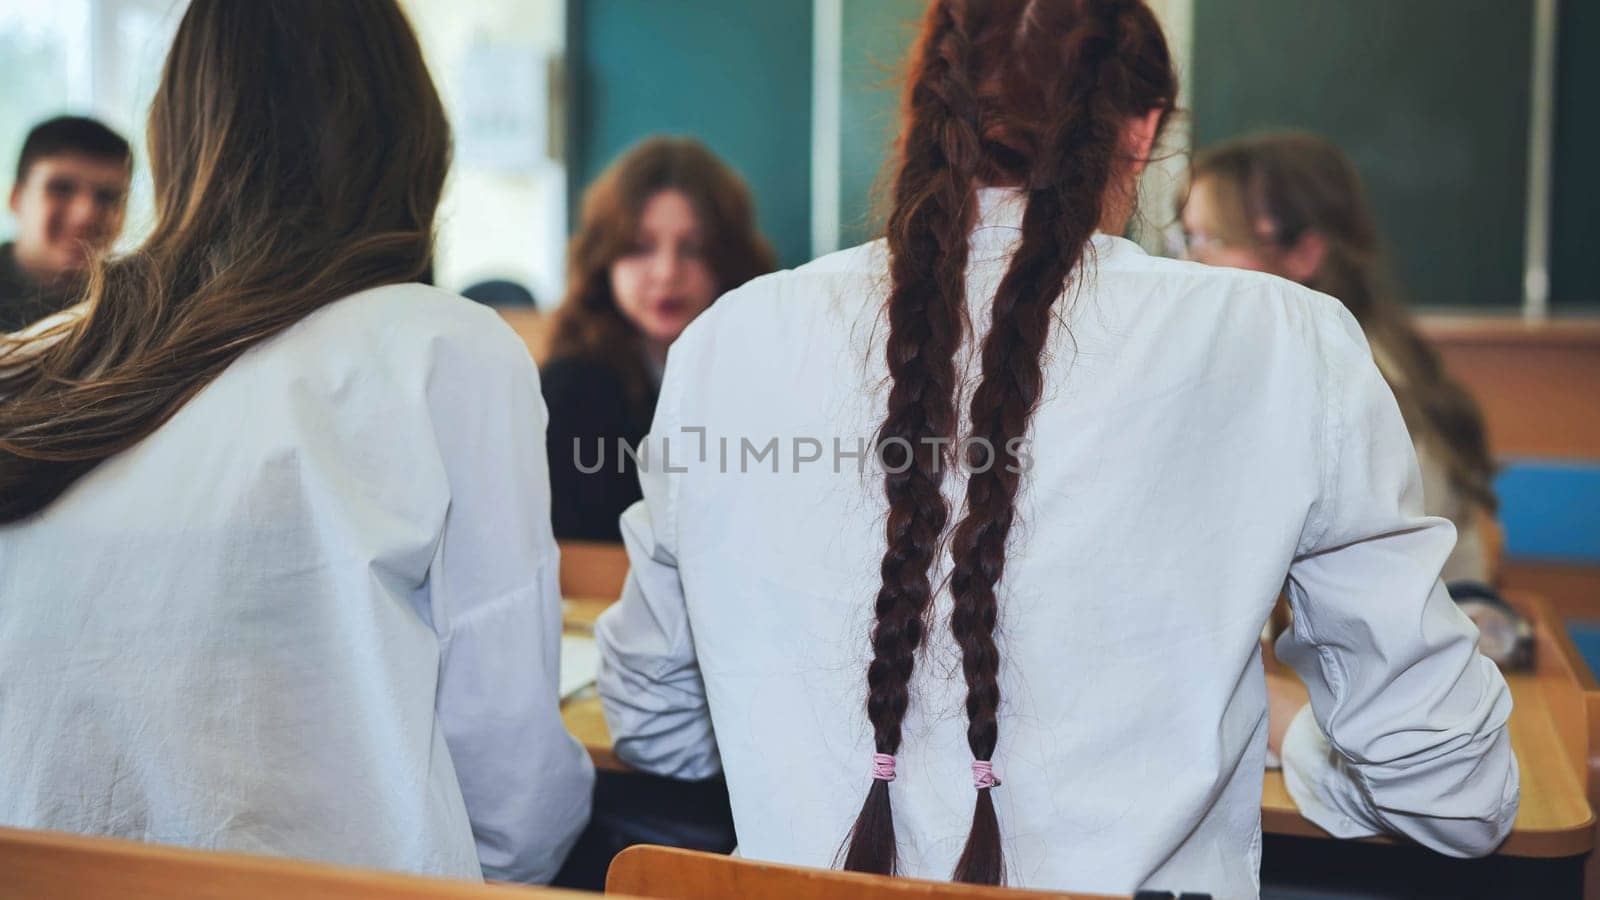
[595,0,1516,894]
[0,0,591,881]
[1181,132,1499,583]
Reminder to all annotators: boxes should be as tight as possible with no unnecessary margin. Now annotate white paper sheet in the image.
[559,634,601,700]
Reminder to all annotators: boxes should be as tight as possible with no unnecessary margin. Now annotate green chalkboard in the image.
[837,0,924,249]
[569,1,813,267]
[1191,0,1533,309]
[827,0,1594,310]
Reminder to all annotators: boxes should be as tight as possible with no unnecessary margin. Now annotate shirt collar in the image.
[971,186,1146,261]
[975,186,1029,232]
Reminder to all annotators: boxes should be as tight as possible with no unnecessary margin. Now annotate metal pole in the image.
[1523,0,1560,320]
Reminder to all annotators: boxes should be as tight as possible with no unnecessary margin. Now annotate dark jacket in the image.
[540,354,659,542]
[0,242,75,334]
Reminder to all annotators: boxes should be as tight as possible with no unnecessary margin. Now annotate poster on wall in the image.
[455,38,548,172]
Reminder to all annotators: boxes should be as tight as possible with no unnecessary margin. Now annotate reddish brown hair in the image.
[842,0,1176,884]
[547,136,776,407]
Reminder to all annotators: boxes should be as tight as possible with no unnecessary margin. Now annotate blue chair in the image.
[1496,461,1600,564]
[1500,461,1600,676]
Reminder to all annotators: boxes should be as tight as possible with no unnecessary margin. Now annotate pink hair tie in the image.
[972,759,999,790]
[871,753,897,782]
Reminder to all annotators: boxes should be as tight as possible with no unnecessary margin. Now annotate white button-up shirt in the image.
[595,189,1518,899]
[0,285,593,883]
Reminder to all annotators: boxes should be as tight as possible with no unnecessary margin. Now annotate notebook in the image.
[560,633,602,700]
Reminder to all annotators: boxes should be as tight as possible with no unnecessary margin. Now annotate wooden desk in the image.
[561,595,622,772]
[562,596,612,633]
[563,692,623,774]
[561,593,1597,861]
[559,542,629,602]
[555,542,626,774]
[0,825,606,900]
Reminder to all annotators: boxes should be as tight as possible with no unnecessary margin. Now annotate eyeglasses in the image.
[1181,228,1248,260]
[1181,229,1226,255]
[1181,226,1291,258]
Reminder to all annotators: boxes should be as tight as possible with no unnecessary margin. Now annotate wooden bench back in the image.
[605,845,1131,900]
[0,826,591,900]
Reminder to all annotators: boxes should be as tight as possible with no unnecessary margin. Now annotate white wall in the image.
[400,0,566,306]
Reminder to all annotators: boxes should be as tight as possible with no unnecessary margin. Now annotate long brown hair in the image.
[548,136,776,408]
[0,0,450,523]
[842,0,1176,884]
[1188,132,1497,512]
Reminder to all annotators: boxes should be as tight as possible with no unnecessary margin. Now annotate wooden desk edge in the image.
[0,825,598,898]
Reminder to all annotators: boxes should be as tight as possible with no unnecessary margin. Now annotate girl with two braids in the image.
[596,1,1517,894]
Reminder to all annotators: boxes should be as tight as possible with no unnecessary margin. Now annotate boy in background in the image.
[2,115,132,332]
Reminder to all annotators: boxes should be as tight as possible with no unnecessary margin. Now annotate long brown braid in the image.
[841,0,985,876]
[844,0,1176,884]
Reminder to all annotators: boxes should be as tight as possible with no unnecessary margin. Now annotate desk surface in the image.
[562,597,611,633]
[560,596,1594,859]
[1259,668,1592,857]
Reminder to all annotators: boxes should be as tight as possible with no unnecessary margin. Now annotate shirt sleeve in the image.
[425,313,595,882]
[593,333,721,780]
[1277,304,1519,857]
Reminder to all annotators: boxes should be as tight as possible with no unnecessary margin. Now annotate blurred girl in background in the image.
[1182,132,1499,584]
[543,136,776,541]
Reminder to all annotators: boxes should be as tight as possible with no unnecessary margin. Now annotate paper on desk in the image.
[560,633,601,700]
